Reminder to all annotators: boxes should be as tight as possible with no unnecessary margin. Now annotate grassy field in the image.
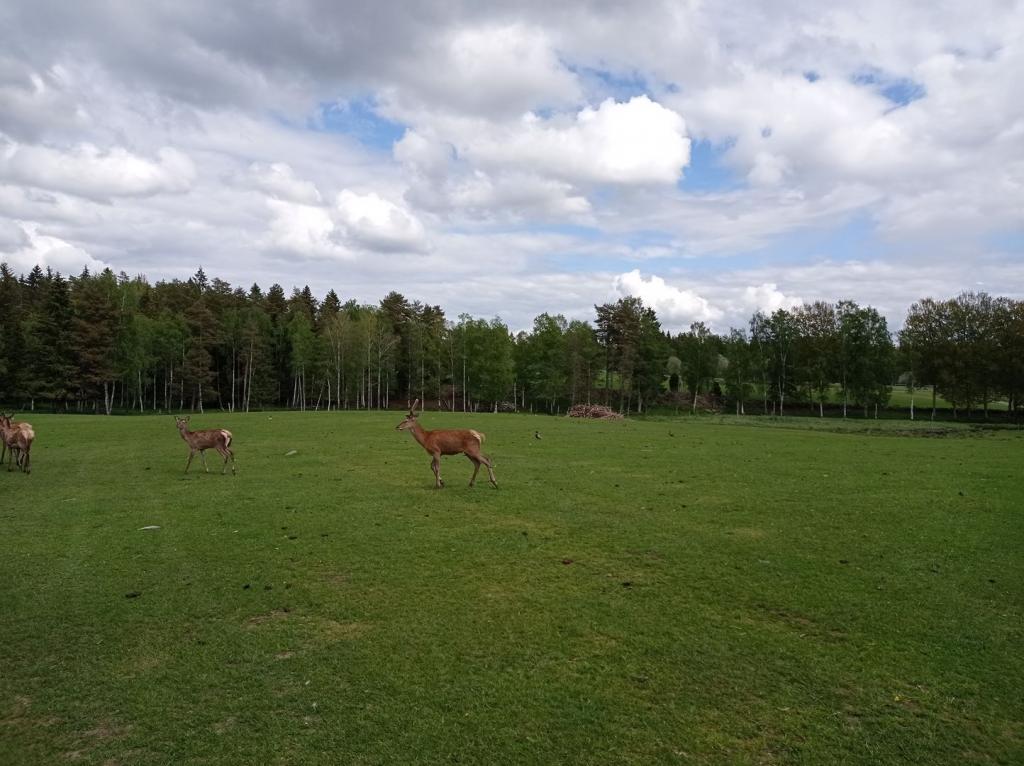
[1,412,1022,765]
[885,385,1009,413]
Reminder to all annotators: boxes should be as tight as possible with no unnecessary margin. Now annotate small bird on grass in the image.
[534,431,542,440]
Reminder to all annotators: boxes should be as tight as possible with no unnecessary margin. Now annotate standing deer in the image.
[0,412,15,466]
[175,416,236,475]
[396,399,497,489]
[0,413,33,474]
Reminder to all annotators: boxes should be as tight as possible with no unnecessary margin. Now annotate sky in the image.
[0,0,1022,332]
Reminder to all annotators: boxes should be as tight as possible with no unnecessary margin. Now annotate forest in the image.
[0,263,1021,419]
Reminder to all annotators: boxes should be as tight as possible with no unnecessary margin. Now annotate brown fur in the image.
[175,416,236,475]
[0,414,33,474]
[396,400,497,489]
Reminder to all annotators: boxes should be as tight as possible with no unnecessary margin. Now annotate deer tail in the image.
[221,430,233,448]
[469,429,485,444]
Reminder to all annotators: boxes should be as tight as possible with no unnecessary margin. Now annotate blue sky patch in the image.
[756,211,879,267]
[314,98,407,150]
[679,139,743,192]
[880,79,926,107]
[529,223,604,241]
[569,64,651,102]
[852,69,926,107]
[985,229,1024,252]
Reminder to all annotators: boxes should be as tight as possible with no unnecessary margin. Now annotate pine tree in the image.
[0,263,26,403]
[72,270,119,413]
[183,297,218,411]
[32,271,76,407]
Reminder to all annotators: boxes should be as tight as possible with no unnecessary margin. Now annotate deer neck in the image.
[408,421,430,448]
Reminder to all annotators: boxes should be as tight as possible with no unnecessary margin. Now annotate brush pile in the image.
[567,404,624,419]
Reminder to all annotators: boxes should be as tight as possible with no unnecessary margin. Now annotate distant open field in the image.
[885,385,1009,412]
[2,412,1022,765]
[772,385,1010,414]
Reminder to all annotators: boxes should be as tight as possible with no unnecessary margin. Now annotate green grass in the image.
[2,412,1022,765]
[886,385,1009,412]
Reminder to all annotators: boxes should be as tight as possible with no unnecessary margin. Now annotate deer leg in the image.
[431,454,444,488]
[482,455,497,488]
[185,449,195,473]
[20,446,29,474]
[200,450,210,473]
[219,446,235,475]
[467,455,481,487]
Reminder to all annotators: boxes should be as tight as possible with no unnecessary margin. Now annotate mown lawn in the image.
[1,412,1021,765]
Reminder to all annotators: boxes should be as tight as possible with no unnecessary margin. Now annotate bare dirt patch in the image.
[246,607,292,626]
[83,720,132,741]
[212,716,237,734]
[749,604,847,642]
[316,619,372,642]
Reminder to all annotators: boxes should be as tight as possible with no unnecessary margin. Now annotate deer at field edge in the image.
[396,399,497,489]
[0,413,33,474]
[175,416,236,475]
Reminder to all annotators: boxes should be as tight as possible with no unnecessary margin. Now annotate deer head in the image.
[175,415,191,430]
[395,399,420,431]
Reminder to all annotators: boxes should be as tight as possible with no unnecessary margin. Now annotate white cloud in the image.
[739,282,802,314]
[243,162,321,204]
[0,58,90,141]
[748,152,791,187]
[393,129,452,178]
[264,198,348,260]
[393,96,689,219]
[2,221,108,274]
[0,218,30,250]
[334,190,429,253]
[0,137,196,200]
[394,23,581,118]
[613,269,723,328]
[406,170,592,221]
[461,96,690,186]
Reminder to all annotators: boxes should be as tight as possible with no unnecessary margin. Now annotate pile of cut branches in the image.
[567,404,624,419]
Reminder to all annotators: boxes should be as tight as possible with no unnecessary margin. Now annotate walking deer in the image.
[396,400,497,489]
[0,413,33,474]
[175,416,236,475]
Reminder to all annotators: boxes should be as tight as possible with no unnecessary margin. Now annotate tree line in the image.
[0,263,1020,419]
